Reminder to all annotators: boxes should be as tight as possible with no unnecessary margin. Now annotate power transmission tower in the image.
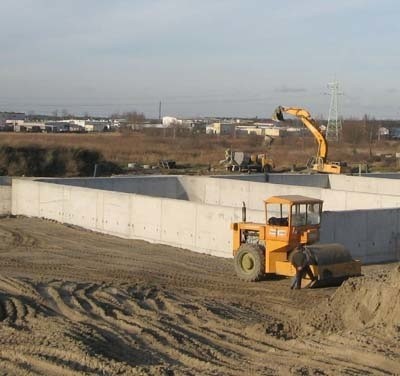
[326,80,343,142]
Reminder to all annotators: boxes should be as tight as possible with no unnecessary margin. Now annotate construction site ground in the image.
[0,217,398,376]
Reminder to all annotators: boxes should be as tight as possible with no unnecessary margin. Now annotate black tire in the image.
[234,244,265,282]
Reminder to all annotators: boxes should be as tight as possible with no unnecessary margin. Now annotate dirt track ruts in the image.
[0,217,398,376]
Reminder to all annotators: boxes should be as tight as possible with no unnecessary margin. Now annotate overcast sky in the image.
[0,0,399,119]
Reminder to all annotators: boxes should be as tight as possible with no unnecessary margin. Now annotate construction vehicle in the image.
[159,160,176,169]
[221,149,274,172]
[231,195,361,286]
[272,106,348,174]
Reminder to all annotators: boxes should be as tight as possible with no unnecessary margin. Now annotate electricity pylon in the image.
[326,80,343,142]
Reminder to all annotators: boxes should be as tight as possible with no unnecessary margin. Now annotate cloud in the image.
[0,0,398,118]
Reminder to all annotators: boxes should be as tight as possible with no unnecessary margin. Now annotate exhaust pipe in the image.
[242,202,247,222]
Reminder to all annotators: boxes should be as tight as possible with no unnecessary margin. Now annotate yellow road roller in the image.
[231,195,361,285]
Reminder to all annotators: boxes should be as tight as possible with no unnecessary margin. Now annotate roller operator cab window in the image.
[291,203,321,226]
[307,203,321,225]
[266,203,289,226]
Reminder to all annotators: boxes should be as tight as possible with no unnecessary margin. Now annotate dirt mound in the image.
[308,265,400,335]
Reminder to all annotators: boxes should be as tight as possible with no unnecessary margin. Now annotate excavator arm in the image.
[272,105,348,174]
[272,106,327,161]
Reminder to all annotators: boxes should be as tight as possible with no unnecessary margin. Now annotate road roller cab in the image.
[231,195,361,284]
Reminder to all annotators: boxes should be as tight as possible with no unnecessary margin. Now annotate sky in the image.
[0,0,399,119]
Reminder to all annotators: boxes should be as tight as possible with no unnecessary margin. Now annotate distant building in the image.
[0,112,25,127]
[285,127,304,134]
[206,122,236,135]
[14,122,45,132]
[162,116,183,127]
[68,124,86,133]
[5,119,24,129]
[378,127,389,139]
[45,122,71,132]
[65,119,86,127]
[389,127,400,139]
[237,123,287,137]
[57,119,109,132]
[84,121,109,132]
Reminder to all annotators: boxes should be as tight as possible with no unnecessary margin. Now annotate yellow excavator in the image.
[272,106,348,174]
[232,195,361,286]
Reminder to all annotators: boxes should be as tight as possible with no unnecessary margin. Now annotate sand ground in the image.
[0,217,398,376]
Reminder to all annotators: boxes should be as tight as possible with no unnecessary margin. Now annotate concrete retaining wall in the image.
[320,209,400,263]
[191,176,321,210]
[0,186,11,215]
[38,176,190,200]
[209,176,400,211]
[11,178,400,263]
[38,174,400,211]
[0,177,12,186]
[329,174,400,195]
[218,173,330,188]
[12,179,264,257]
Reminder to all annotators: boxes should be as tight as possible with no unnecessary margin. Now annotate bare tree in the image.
[123,111,146,131]
[342,118,364,145]
[364,115,378,159]
[61,109,70,119]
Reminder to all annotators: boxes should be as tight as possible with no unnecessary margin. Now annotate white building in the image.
[206,122,236,135]
[0,112,25,127]
[162,116,183,127]
[65,119,86,127]
[45,121,75,132]
[378,127,389,139]
[14,122,46,132]
[236,123,287,137]
[58,119,109,132]
[84,121,109,132]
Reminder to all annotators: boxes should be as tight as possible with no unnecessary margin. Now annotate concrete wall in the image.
[11,178,400,263]
[212,175,400,211]
[329,174,400,195]
[0,186,11,215]
[12,179,264,258]
[37,174,400,211]
[359,173,400,179]
[38,176,190,201]
[183,176,323,210]
[325,175,400,210]
[0,176,12,186]
[218,173,330,188]
[320,209,400,263]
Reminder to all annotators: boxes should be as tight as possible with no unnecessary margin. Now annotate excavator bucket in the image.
[272,106,285,121]
[305,243,362,288]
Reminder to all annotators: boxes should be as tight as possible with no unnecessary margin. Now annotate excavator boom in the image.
[273,106,327,160]
[273,105,347,174]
